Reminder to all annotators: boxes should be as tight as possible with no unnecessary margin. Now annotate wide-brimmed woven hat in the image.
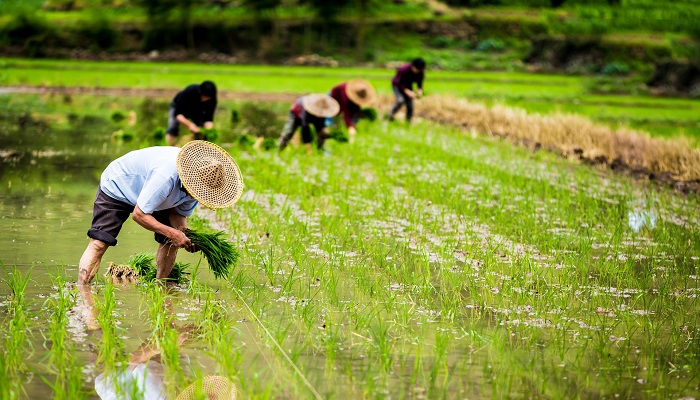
[345,79,376,107]
[302,94,340,118]
[177,141,244,209]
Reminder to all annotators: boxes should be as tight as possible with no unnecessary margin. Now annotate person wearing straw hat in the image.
[387,58,426,123]
[166,81,218,146]
[327,79,377,144]
[77,141,244,285]
[278,93,340,154]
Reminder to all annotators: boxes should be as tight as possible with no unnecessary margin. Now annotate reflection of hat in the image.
[177,141,244,209]
[177,376,237,400]
[302,94,340,118]
[345,79,376,107]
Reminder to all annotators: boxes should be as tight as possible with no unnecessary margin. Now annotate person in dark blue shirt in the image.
[166,81,217,146]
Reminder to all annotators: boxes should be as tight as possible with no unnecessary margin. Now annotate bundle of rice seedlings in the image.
[111,129,135,142]
[127,252,156,281]
[151,127,166,142]
[110,111,127,124]
[261,137,277,151]
[230,108,241,125]
[238,134,255,148]
[201,128,219,143]
[104,253,189,284]
[329,129,349,143]
[167,262,190,283]
[184,229,239,280]
[360,107,378,122]
[105,262,139,284]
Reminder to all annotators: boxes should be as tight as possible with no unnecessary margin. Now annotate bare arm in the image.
[203,121,214,129]
[132,205,194,251]
[176,114,200,133]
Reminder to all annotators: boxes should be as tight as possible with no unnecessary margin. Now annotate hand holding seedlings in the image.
[77,141,243,285]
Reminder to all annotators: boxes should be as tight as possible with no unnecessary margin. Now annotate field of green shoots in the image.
[1,86,700,398]
[2,58,700,142]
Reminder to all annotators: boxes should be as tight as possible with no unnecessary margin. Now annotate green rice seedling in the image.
[96,282,127,392]
[261,137,277,151]
[185,229,239,280]
[238,133,255,148]
[110,111,126,123]
[360,107,378,122]
[150,127,165,143]
[200,127,219,143]
[108,253,189,283]
[0,266,32,399]
[43,269,88,400]
[429,330,450,391]
[111,129,135,142]
[167,262,190,283]
[329,128,349,143]
[230,108,241,125]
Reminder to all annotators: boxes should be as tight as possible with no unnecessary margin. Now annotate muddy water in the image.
[0,104,236,398]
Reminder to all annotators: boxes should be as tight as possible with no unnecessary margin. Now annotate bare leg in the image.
[156,243,178,279]
[77,285,100,331]
[78,239,109,285]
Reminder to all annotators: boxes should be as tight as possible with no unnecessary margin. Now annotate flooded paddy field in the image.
[1,92,700,399]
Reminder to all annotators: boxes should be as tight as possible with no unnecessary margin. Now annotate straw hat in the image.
[302,94,340,118]
[345,79,376,107]
[176,376,237,400]
[177,141,244,209]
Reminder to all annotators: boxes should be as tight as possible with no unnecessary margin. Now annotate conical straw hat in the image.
[177,141,244,209]
[176,376,237,400]
[345,79,376,107]
[302,94,340,118]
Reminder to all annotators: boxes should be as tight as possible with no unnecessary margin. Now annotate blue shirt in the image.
[100,147,198,216]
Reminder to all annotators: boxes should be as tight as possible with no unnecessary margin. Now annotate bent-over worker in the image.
[77,140,243,285]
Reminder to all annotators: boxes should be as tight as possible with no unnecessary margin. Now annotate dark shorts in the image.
[87,188,173,246]
[166,106,179,136]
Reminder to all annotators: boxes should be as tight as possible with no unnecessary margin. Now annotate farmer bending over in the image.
[166,81,217,146]
[387,58,426,123]
[327,79,377,144]
[278,94,340,154]
[77,141,243,285]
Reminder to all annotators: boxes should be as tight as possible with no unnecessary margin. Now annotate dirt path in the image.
[0,85,300,103]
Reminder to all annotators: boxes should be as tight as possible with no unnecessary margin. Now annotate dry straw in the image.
[381,95,700,185]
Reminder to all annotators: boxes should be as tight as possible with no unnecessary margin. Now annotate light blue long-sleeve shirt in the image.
[99,147,198,216]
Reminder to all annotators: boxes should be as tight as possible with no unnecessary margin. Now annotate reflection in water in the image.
[0,101,195,269]
[78,286,195,400]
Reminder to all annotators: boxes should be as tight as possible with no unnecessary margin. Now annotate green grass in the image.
[2,58,700,143]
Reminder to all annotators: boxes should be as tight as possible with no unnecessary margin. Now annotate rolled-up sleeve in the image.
[176,199,198,217]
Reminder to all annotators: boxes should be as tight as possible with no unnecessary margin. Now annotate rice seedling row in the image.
[211,119,700,398]
[1,94,699,398]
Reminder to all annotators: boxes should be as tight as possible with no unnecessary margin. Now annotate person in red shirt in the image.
[328,79,377,144]
[387,58,426,123]
[278,94,340,155]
